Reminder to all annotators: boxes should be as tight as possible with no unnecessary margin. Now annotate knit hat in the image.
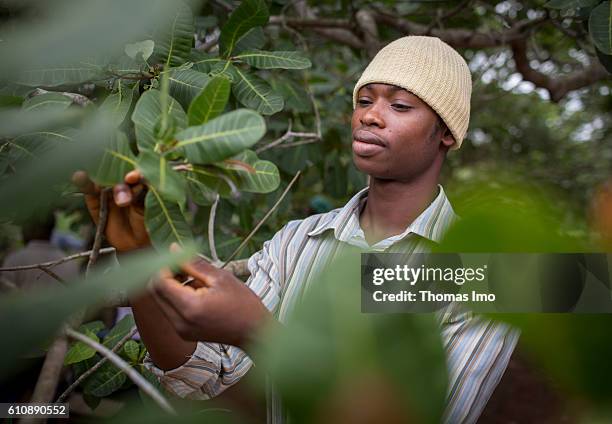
[353,36,472,150]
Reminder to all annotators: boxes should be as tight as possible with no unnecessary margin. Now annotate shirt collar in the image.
[307,185,457,244]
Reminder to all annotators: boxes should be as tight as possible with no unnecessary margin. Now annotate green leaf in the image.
[145,188,193,250]
[89,131,136,187]
[79,321,105,335]
[270,77,311,113]
[137,150,186,202]
[83,361,126,397]
[589,1,612,55]
[188,75,231,125]
[123,340,141,363]
[234,27,266,55]
[167,69,210,110]
[187,174,222,204]
[125,40,155,61]
[22,93,72,112]
[103,314,135,350]
[226,65,284,115]
[596,48,612,73]
[0,244,195,379]
[174,108,266,164]
[218,150,280,193]
[190,50,223,73]
[64,329,98,365]
[235,50,311,69]
[82,391,101,411]
[219,0,269,57]
[99,82,136,128]
[152,1,194,67]
[131,89,187,151]
[545,0,582,8]
[14,64,104,87]
[108,55,148,77]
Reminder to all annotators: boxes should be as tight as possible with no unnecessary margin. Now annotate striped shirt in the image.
[145,185,519,423]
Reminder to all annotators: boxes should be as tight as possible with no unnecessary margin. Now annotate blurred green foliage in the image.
[0,0,611,422]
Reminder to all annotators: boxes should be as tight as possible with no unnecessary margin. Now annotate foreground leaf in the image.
[83,361,126,397]
[22,93,72,112]
[589,1,612,55]
[145,188,193,250]
[167,69,210,110]
[235,50,311,69]
[98,82,137,127]
[174,108,266,164]
[152,1,194,67]
[0,247,195,380]
[226,65,284,115]
[15,63,104,87]
[219,0,269,57]
[131,89,187,151]
[218,150,280,193]
[64,329,99,365]
[89,131,136,187]
[188,75,231,125]
[103,315,136,350]
[137,150,186,202]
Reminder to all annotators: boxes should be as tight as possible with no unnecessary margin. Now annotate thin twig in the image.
[39,267,66,284]
[65,327,175,414]
[86,188,110,278]
[256,121,320,153]
[275,137,320,148]
[221,171,301,268]
[0,248,115,272]
[56,326,139,403]
[208,194,220,263]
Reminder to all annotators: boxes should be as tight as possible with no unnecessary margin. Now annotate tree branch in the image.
[86,188,110,278]
[208,194,220,263]
[22,334,69,424]
[0,248,116,272]
[56,326,139,403]
[221,171,301,268]
[355,9,380,58]
[511,38,610,102]
[64,327,175,415]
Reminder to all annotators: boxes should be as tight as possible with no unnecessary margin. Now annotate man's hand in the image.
[72,170,151,252]
[151,244,271,350]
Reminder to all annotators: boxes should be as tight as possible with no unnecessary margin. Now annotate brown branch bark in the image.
[355,9,380,58]
[511,38,610,102]
[269,4,610,101]
[21,335,69,424]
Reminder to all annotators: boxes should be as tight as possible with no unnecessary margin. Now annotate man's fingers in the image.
[113,184,133,207]
[125,169,143,185]
[72,170,98,195]
[169,243,222,287]
[154,277,203,316]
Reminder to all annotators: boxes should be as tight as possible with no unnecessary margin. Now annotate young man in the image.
[77,36,518,423]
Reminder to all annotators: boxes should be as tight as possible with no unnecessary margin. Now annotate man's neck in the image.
[359,174,440,246]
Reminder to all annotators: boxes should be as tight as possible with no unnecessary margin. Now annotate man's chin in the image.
[352,157,391,181]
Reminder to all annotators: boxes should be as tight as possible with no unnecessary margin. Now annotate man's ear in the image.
[440,125,454,148]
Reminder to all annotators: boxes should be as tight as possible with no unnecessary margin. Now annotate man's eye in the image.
[392,104,412,110]
[357,99,372,106]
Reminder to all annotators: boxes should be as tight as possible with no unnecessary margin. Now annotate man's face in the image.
[351,83,454,181]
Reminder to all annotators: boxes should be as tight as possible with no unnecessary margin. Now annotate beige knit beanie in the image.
[353,36,472,150]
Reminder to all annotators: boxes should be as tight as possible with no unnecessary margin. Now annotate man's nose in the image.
[360,101,385,128]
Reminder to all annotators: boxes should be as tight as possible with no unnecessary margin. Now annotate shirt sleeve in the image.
[143,227,285,400]
[440,311,520,424]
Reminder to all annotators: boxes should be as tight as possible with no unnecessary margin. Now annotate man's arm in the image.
[142,234,283,400]
[439,310,520,424]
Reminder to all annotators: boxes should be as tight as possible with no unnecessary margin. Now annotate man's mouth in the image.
[352,129,386,146]
[352,129,386,157]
